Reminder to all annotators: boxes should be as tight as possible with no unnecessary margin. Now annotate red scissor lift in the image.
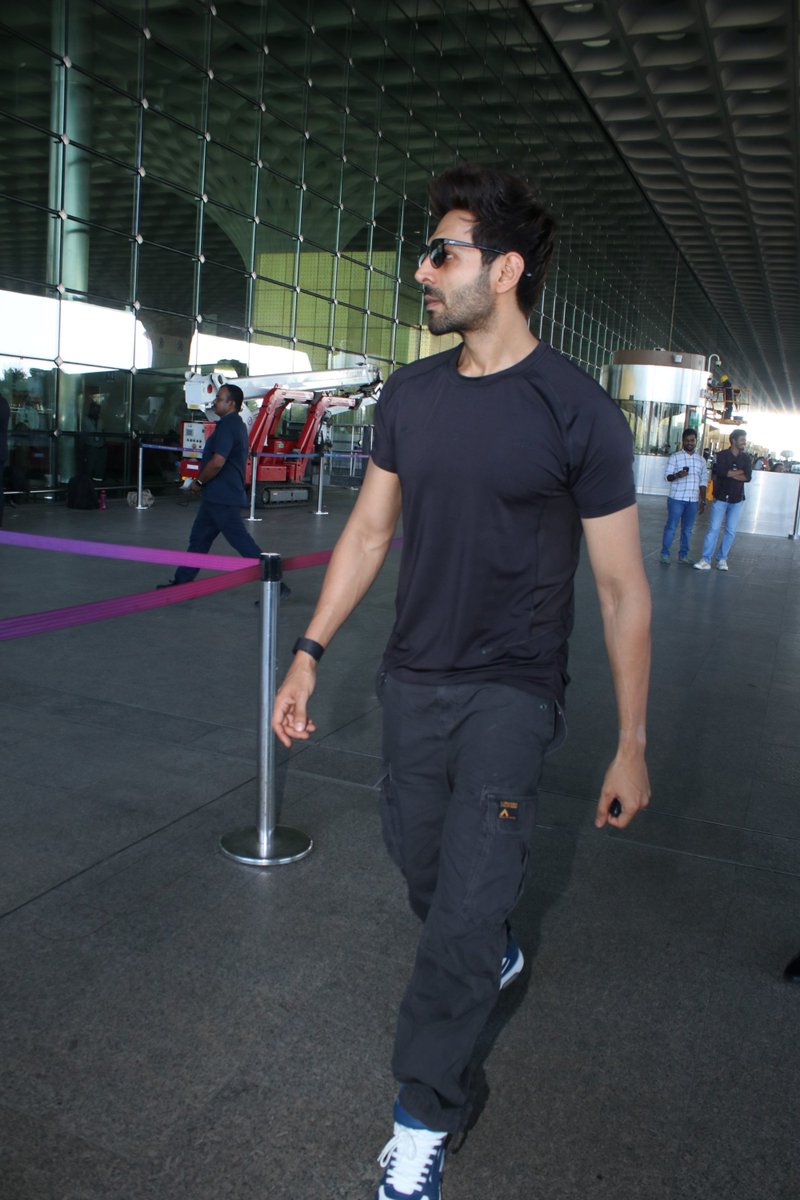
[180,363,381,505]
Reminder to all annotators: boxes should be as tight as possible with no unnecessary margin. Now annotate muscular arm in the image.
[271,460,402,747]
[582,504,652,829]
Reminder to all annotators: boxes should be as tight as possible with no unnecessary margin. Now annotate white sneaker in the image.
[500,932,524,990]
[375,1101,447,1199]
[717,559,728,571]
[693,559,711,571]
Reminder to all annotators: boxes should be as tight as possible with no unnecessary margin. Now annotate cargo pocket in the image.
[464,789,538,924]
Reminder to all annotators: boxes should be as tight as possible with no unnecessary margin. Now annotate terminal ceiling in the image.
[1,0,798,407]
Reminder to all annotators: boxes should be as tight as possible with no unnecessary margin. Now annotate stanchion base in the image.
[313,509,328,516]
[219,825,313,866]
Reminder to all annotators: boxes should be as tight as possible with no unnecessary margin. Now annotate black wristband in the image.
[293,636,324,662]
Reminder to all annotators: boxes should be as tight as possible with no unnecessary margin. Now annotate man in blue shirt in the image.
[160,383,265,587]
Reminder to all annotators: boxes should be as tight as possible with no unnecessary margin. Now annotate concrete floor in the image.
[1,487,799,1200]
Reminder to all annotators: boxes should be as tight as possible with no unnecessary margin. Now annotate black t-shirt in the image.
[371,342,636,703]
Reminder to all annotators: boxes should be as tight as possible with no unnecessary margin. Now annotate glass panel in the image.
[366,314,394,362]
[62,146,137,235]
[300,189,340,253]
[144,39,207,128]
[262,57,306,131]
[341,164,375,224]
[66,71,140,165]
[257,166,301,234]
[210,0,266,47]
[204,143,256,217]
[210,21,262,101]
[61,220,133,302]
[252,279,295,338]
[2,356,57,494]
[203,203,254,270]
[207,81,260,156]
[295,292,332,348]
[66,0,143,97]
[0,36,57,129]
[57,367,130,440]
[0,121,57,208]
[197,260,249,328]
[332,303,365,354]
[139,177,200,255]
[298,246,334,297]
[146,2,210,70]
[255,225,299,281]
[137,242,196,315]
[0,198,58,287]
[141,109,204,194]
[305,87,346,157]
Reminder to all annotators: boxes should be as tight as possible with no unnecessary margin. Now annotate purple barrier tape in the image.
[0,534,403,641]
[0,530,251,571]
[0,564,260,641]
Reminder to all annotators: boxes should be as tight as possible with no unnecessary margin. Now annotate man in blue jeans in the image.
[659,427,706,564]
[271,165,651,1200]
[693,429,752,572]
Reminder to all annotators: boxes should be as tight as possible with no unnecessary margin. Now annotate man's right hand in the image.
[272,658,318,748]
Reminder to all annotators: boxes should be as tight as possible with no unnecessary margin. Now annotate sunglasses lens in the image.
[429,240,445,268]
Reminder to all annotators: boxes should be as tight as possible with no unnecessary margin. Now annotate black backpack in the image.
[67,474,99,510]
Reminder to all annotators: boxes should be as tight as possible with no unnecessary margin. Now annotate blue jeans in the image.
[661,498,699,558]
[174,499,261,583]
[700,499,745,562]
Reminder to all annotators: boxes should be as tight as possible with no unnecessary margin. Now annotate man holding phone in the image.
[660,427,706,564]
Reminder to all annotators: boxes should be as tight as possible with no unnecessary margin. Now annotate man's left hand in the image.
[595,753,651,829]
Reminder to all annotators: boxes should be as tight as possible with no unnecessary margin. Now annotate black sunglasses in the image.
[417,237,507,270]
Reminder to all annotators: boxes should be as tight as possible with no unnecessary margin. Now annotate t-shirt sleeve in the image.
[569,396,636,519]
[370,376,398,473]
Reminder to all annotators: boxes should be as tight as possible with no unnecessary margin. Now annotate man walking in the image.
[659,427,706,564]
[693,429,752,571]
[272,164,651,1200]
[159,383,273,588]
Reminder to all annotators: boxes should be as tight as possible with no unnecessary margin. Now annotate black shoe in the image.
[784,953,800,983]
[156,580,179,589]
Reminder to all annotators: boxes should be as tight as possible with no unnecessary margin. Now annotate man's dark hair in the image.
[428,163,557,317]
[730,429,746,444]
[682,428,698,438]
[222,383,245,412]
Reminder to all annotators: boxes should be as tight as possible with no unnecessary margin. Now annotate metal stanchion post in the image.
[313,448,328,516]
[220,553,313,867]
[246,451,262,523]
[135,443,149,510]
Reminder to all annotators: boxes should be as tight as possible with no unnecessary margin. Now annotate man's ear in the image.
[494,251,527,296]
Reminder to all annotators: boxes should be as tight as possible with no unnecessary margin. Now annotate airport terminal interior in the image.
[2,2,800,1198]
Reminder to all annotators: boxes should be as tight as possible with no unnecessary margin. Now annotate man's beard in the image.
[424,270,495,335]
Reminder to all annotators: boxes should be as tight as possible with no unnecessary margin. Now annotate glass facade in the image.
[0,0,744,495]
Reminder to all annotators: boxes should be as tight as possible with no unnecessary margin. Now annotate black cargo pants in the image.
[378,673,564,1133]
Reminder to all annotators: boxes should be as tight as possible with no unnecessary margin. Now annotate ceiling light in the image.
[583,38,610,48]
[657,33,686,41]
[564,3,594,11]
